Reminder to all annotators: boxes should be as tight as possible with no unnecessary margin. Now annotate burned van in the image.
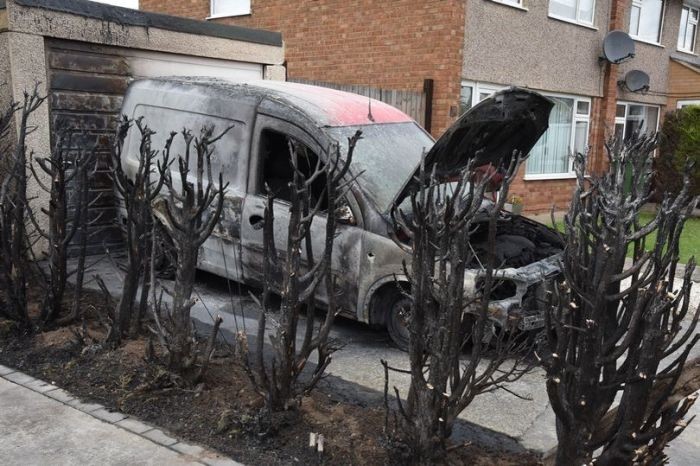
[119,77,563,350]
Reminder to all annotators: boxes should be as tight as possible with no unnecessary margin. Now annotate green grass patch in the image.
[551,212,700,264]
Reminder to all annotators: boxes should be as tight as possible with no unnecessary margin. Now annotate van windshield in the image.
[327,122,434,212]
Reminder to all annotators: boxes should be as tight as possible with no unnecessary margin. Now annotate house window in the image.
[549,0,595,26]
[678,5,699,53]
[210,0,251,18]
[460,81,590,178]
[629,0,665,44]
[459,85,474,115]
[527,95,590,178]
[677,99,700,108]
[614,102,660,141]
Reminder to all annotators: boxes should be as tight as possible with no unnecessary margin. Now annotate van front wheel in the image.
[386,290,411,352]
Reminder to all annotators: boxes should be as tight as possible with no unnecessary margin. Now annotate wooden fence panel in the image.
[290,79,427,128]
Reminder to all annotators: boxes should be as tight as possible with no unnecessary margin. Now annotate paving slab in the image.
[200,456,244,466]
[0,377,199,466]
[171,442,207,457]
[142,428,178,446]
[44,388,75,403]
[3,371,37,385]
[91,407,128,424]
[0,364,16,376]
[24,378,59,393]
[115,416,153,434]
[67,398,103,413]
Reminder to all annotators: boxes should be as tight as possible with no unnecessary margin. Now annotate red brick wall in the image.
[140,0,465,136]
[509,167,576,214]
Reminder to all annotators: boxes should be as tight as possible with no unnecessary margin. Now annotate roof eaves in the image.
[671,57,700,75]
[13,0,282,47]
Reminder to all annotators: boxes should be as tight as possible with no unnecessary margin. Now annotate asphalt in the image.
[83,258,700,464]
[0,367,241,466]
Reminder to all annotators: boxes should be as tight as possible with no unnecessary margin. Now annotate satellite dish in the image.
[601,30,635,64]
[619,70,650,92]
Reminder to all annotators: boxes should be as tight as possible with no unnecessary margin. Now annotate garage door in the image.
[46,39,263,254]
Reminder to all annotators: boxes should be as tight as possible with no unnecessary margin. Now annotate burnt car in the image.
[119,77,563,350]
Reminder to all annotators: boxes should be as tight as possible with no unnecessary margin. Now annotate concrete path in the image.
[84,259,700,463]
[0,366,240,466]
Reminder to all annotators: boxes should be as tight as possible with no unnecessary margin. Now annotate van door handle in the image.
[249,214,264,230]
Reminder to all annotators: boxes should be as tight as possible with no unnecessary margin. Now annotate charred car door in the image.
[241,115,363,313]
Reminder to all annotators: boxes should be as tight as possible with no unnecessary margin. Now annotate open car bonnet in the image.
[395,87,554,203]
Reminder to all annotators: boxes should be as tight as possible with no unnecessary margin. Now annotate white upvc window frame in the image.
[490,0,527,10]
[677,99,700,108]
[629,0,666,46]
[614,101,661,145]
[459,81,591,180]
[678,4,699,54]
[209,0,251,19]
[548,0,597,27]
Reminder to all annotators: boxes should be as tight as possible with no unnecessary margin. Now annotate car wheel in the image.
[386,290,411,352]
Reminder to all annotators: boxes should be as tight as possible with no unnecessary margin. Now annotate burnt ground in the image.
[0,288,540,466]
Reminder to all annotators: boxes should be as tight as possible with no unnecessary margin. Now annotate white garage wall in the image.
[126,49,263,81]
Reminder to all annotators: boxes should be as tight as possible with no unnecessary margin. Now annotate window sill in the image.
[676,48,697,56]
[630,36,665,48]
[206,12,251,20]
[489,1,528,12]
[548,14,597,31]
[523,173,577,181]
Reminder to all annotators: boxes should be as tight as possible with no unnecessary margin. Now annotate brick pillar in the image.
[591,0,629,174]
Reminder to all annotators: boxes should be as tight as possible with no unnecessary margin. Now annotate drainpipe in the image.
[592,0,629,174]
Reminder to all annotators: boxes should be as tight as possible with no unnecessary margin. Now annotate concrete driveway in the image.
[88,259,700,464]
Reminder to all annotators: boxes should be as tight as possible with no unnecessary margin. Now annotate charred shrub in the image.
[541,134,699,465]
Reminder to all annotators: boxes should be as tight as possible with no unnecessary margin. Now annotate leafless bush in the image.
[106,117,172,345]
[241,132,360,417]
[149,126,229,383]
[541,134,699,465]
[28,132,97,325]
[385,153,534,464]
[0,87,45,330]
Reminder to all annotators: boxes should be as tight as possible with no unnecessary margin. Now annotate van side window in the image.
[259,129,328,210]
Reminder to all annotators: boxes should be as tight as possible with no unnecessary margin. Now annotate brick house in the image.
[137,0,699,212]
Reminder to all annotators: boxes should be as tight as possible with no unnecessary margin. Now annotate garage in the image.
[45,40,268,251]
[0,0,285,253]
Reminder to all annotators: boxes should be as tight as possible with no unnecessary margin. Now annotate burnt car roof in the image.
[145,77,414,128]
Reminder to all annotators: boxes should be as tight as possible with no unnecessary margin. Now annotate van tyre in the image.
[386,289,411,352]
